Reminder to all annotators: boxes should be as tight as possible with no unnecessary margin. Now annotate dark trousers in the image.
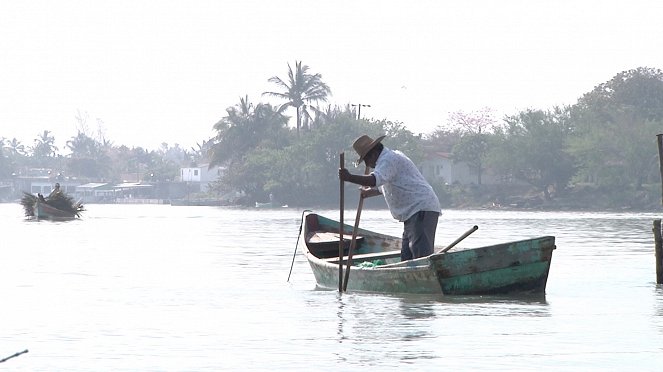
[401,211,439,261]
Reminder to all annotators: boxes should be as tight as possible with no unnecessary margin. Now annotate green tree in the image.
[263,61,331,136]
[209,96,289,168]
[2,138,26,176]
[28,130,61,168]
[150,143,188,182]
[574,67,663,122]
[106,145,135,183]
[260,116,371,206]
[489,107,576,200]
[569,67,663,189]
[308,104,355,130]
[0,138,10,178]
[232,115,421,207]
[379,119,424,164]
[424,127,462,153]
[66,131,111,179]
[189,139,214,166]
[447,108,496,185]
[5,138,26,157]
[31,130,58,158]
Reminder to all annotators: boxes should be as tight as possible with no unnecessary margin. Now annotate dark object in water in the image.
[0,349,28,363]
[20,191,84,219]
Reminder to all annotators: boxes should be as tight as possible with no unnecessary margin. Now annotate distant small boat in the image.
[20,192,84,220]
[255,201,288,208]
[301,212,556,295]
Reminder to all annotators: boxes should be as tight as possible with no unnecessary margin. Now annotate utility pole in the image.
[351,103,371,120]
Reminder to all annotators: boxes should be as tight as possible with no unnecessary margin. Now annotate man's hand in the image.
[338,167,351,182]
[360,187,381,199]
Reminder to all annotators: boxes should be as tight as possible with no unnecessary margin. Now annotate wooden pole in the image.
[657,134,663,204]
[654,220,663,284]
[342,165,370,292]
[436,225,479,254]
[338,152,344,292]
[656,134,663,284]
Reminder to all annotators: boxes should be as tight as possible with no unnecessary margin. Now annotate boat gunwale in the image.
[302,212,554,270]
[300,212,555,294]
[35,199,81,219]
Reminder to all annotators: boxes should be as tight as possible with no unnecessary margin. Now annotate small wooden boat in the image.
[300,212,556,295]
[34,199,81,219]
[20,192,84,220]
[255,201,288,208]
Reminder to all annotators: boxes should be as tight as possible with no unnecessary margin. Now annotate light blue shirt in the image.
[372,147,441,222]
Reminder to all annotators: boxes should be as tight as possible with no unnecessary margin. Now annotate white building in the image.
[180,164,224,192]
[420,152,477,185]
[420,151,522,186]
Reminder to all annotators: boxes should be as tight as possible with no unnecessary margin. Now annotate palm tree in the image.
[209,96,288,168]
[6,138,26,157]
[31,130,58,159]
[65,131,112,179]
[308,104,356,130]
[263,61,331,136]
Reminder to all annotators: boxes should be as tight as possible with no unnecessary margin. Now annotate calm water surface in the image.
[1,204,662,371]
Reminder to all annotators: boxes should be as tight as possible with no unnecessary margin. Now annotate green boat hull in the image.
[301,213,555,295]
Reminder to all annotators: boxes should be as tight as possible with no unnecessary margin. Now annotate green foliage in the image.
[66,131,112,179]
[574,67,663,122]
[447,109,497,185]
[30,130,58,165]
[489,107,576,199]
[216,109,412,206]
[429,178,453,207]
[0,141,10,179]
[379,120,423,163]
[569,67,663,189]
[266,117,372,206]
[209,96,290,168]
[452,134,488,184]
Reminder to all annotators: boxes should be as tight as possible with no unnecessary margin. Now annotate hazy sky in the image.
[1,0,661,152]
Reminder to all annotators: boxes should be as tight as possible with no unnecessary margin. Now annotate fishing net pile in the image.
[20,191,85,218]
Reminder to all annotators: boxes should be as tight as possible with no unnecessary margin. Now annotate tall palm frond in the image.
[263,61,331,135]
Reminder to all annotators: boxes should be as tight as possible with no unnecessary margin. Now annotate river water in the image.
[1,203,662,371]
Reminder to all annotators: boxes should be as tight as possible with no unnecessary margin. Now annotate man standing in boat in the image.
[339,134,441,260]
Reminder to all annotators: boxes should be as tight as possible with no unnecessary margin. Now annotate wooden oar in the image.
[342,165,370,292]
[0,349,28,363]
[338,152,344,292]
[436,225,478,254]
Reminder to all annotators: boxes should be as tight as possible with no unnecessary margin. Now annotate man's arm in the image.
[360,187,381,199]
[339,168,376,187]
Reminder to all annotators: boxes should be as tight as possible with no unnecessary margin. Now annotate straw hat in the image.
[353,134,386,163]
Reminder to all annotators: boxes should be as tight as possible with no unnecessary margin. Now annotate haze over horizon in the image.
[1,0,661,152]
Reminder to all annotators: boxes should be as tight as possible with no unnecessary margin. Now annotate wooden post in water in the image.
[656,134,663,284]
[654,220,663,284]
[338,152,345,293]
[658,134,663,204]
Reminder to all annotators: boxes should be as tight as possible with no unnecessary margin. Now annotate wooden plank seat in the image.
[323,249,401,264]
[306,232,365,259]
[308,232,364,245]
